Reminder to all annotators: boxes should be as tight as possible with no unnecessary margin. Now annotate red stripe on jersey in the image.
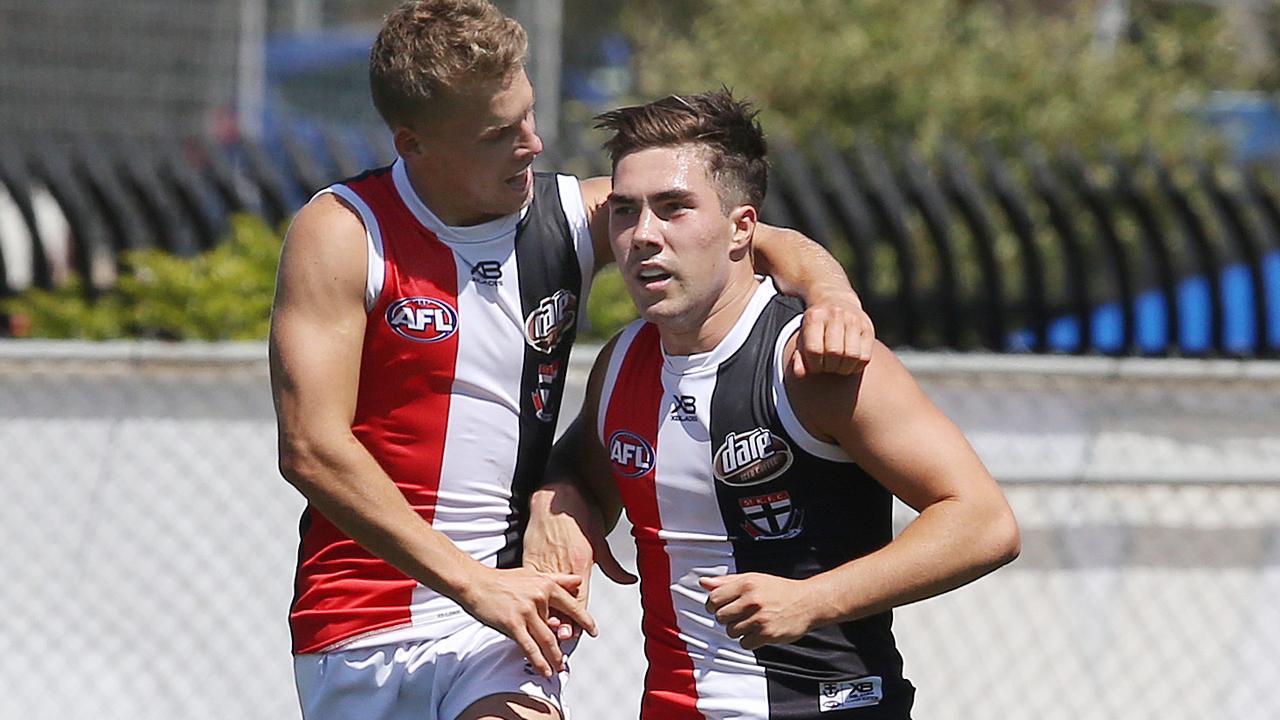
[290,169,461,653]
[605,324,704,720]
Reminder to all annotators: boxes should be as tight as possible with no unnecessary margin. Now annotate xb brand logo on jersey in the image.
[530,361,560,423]
[470,260,503,286]
[386,297,458,343]
[525,289,577,353]
[819,677,883,712]
[669,395,697,422]
[608,430,654,478]
[739,490,803,541]
[713,427,793,486]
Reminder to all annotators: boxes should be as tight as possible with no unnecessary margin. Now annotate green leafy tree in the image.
[618,0,1268,156]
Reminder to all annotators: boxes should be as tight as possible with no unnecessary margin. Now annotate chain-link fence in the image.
[0,0,244,143]
[1,342,1277,719]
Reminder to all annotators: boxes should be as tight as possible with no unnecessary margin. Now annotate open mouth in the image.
[504,167,531,191]
[636,266,673,288]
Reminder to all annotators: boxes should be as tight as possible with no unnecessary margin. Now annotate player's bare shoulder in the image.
[578,175,612,211]
[579,175,614,268]
[275,192,368,310]
[780,335,888,444]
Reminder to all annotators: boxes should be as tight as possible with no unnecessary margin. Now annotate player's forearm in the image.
[753,225,860,306]
[806,494,1019,626]
[543,418,622,531]
[278,432,488,601]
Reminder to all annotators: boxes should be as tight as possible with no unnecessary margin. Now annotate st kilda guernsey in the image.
[289,159,593,654]
[600,279,915,719]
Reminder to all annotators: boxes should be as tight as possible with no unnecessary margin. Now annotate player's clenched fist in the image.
[700,573,825,651]
[457,566,598,677]
[793,293,875,378]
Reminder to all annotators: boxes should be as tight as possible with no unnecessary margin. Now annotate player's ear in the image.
[729,204,757,256]
[392,125,423,159]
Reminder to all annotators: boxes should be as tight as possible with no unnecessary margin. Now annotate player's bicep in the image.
[269,196,370,442]
[827,344,992,512]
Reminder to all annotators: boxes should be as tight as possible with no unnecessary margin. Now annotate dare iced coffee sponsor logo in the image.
[713,428,793,486]
[525,289,577,353]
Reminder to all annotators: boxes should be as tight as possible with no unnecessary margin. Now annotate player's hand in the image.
[699,573,821,650]
[525,484,637,641]
[793,291,874,378]
[459,566,597,677]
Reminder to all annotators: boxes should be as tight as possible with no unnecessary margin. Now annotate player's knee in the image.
[456,692,562,720]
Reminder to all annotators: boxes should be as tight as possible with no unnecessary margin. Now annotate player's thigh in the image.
[456,692,562,720]
[441,623,571,720]
[294,645,441,720]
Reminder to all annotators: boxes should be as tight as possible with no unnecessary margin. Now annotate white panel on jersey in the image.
[772,315,854,463]
[392,175,530,629]
[431,237,526,552]
[556,174,596,312]
[314,185,385,312]
[651,369,770,718]
[645,281,790,716]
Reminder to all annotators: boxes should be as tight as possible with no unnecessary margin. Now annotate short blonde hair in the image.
[370,0,528,128]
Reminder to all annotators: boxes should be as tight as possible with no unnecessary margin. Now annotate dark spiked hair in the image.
[595,89,768,210]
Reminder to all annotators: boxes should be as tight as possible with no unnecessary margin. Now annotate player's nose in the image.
[632,207,662,246]
[517,119,543,159]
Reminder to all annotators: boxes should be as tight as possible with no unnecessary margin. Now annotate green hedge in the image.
[3,214,638,342]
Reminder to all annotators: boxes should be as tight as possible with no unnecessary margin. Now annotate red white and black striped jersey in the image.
[600,279,914,719]
[289,159,594,654]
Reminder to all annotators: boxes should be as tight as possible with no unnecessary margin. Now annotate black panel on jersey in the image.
[497,173,583,568]
[708,295,915,719]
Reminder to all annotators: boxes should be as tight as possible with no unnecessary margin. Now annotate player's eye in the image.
[659,201,689,218]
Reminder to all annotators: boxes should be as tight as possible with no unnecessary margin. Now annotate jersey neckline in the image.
[661,277,778,376]
[391,158,531,245]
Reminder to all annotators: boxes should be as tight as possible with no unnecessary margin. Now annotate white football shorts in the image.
[294,619,573,720]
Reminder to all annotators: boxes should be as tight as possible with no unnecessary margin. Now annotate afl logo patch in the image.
[608,430,654,478]
[713,428,793,486]
[386,297,458,343]
[525,289,577,354]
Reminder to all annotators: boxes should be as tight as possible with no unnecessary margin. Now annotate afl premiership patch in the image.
[525,288,577,353]
[609,430,655,478]
[713,428,793,487]
[385,296,459,343]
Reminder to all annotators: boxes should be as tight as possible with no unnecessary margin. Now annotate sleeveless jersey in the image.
[290,159,594,654]
[599,279,914,719]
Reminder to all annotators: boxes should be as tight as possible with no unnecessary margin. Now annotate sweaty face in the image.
[609,145,754,347]
[403,69,543,226]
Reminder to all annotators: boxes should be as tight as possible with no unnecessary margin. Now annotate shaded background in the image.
[1,2,1279,719]
[3,0,1280,355]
